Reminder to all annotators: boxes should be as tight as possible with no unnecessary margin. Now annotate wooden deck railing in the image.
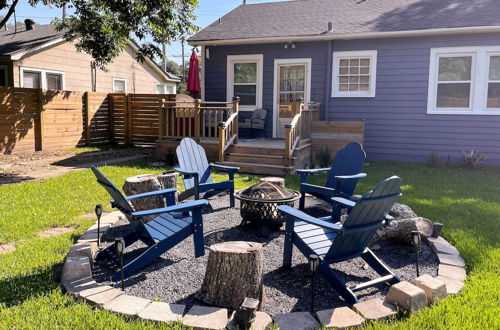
[284,101,320,166]
[159,98,238,143]
[218,97,239,162]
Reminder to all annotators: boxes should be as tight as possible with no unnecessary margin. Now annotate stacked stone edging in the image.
[62,213,467,329]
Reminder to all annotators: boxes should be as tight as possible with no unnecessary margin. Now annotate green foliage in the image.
[43,0,200,70]
[315,146,332,168]
[460,150,487,169]
[0,162,498,328]
[166,60,182,77]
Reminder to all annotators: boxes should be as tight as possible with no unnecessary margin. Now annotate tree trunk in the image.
[122,171,178,222]
[198,241,264,309]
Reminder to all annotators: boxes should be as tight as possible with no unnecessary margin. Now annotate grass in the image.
[0,161,498,329]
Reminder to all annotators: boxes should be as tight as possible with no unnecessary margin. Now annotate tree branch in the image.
[0,0,20,30]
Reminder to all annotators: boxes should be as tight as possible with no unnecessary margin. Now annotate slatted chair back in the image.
[90,166,151,237]
[325,142,366,196]
[176,138,213,190]
[325,176,401,260]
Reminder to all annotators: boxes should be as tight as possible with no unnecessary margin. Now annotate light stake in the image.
[114,237,125,290]
[410,231,422,277]
[309,254,319,313]
[94,204,103,247]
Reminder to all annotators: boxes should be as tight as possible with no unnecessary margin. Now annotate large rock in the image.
[373,217,434,243]
[390,203,418,219]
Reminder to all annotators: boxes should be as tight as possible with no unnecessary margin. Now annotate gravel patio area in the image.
[94,194,438,315]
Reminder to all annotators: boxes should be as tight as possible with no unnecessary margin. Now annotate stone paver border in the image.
[61,213,468,329]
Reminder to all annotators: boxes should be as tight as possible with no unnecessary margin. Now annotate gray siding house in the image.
[188,0,500,165]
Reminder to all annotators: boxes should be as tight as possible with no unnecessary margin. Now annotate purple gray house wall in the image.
[203,32,500,165]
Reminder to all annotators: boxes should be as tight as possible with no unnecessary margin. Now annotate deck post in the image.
[284,124,292,166]
[218,121,225,162]
[194,99,201,142]
[232,97,240,144]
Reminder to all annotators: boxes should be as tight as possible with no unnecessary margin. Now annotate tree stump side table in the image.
[198,241,264,309]
[123,171,178,222]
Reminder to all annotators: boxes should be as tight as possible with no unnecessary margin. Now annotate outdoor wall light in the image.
[94,204,103,247]
[114,237,125,290]
[309,254,319,312]
[283,42,296,49]
[410,231,422,277]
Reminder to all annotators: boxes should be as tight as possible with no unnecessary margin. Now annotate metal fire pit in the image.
[234,182,301,229]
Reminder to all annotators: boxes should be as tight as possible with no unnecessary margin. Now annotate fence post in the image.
[108,94,115,144]
[34,89,44,151]
[84,92,91,146]
[194,99,201,142]
[126,93,133,146]
[232,96,239,144]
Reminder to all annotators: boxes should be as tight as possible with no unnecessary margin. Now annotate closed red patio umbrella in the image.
[187,49,201,95]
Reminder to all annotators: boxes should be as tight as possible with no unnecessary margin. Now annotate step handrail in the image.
[217,97,240,162]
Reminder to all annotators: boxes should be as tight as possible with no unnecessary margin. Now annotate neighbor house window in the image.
[0,65,8,86]
[428,47,500,115]
[113,78,126,93]
[332,50,377,97]
[20,67,64,90]
[155,82,176,94]
[227,54,263,110]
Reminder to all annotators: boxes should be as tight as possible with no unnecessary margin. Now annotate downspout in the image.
[323,40,333,121]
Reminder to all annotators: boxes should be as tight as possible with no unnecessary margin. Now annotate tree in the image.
[0,1,199,70]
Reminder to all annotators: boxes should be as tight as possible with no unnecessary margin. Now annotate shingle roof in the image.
[0,24,63,56]
[0,24,179,81]
[189,0,500,42]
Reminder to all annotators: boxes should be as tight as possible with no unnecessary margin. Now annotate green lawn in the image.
[0,161,498,329]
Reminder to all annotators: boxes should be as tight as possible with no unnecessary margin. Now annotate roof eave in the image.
[188,25,500,46]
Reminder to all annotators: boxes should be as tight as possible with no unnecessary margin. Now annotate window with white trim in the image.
[428,47,500,115]
[155,82,176,94]
[112,78,126,93]
[332,50,377,97]
[20,67,64,90]
[227,54,263,110]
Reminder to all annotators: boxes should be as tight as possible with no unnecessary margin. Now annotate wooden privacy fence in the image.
[0,86,174,154]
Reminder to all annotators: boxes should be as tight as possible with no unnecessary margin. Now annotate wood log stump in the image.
[123,171,178,222]
[198,241,264,309]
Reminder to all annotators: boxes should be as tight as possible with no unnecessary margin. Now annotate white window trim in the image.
[155,82,176,94]
[427,46,500,115]
[20,66,65,90]
[332,50,377,98]
[112,78,127,93]
[485,52,500,111]
[0,65,8,86]
[226,54,263,111]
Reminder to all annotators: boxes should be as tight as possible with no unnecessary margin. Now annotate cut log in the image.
[122,171,178,222]
[373,217,434,243]
[198,241,264,309]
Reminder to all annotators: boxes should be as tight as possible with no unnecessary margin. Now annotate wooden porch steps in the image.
[219,161,294,176]
[224,152,289,166]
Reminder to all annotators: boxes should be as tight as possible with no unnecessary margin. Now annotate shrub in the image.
[315,146,332,168]
[460,150,487,169]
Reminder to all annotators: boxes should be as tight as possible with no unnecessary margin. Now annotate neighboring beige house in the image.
[0,23,179,93]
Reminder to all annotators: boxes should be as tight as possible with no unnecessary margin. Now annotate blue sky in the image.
[2,0,290,64]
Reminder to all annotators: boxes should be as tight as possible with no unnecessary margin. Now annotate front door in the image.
[274,59,311,138]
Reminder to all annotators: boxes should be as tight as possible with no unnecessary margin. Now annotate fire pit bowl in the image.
[234,181,301,228]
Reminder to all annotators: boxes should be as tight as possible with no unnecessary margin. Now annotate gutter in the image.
[188,25,500,46]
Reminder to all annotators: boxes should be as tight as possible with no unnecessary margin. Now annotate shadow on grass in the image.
[0,263,62,307]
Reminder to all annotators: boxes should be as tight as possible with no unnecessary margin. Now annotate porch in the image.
[156,96,319,175]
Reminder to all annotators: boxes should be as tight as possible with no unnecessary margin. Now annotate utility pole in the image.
[181,40,185,83]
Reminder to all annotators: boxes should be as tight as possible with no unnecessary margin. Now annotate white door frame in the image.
[272,58,312,138]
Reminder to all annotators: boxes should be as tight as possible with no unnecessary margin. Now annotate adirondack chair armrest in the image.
[331,197,357,208]
[131,199,208,218]
[297,167,331,183]
[209,163,239,174]
[125,188,177,201]
[334,173,367,180]
[175,168,199,178]
[278,205,343,232]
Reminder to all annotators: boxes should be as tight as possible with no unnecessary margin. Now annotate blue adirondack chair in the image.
[278,176,402,304]
[90,166,208,281]
[298,142,366,219]
[176,138,239,207]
